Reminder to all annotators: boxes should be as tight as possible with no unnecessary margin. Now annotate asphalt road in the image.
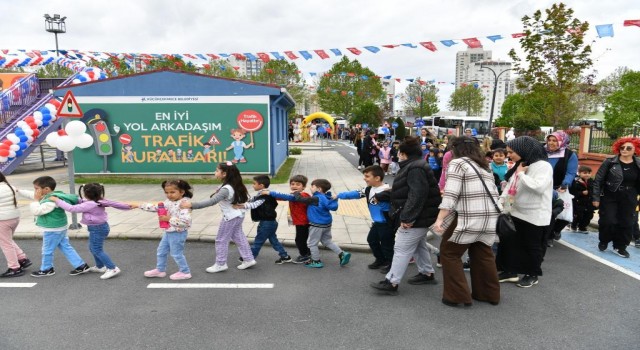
[328,140,395,186]
[1,239,638,350]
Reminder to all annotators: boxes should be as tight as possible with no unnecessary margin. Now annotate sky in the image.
[1,0,638,110]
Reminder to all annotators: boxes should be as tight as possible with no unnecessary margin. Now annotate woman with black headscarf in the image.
[497,136,553,288]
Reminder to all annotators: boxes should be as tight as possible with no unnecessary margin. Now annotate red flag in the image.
[284,51,299,60]
[419,42,437,52]
[206,53,220,59]
[232,53,246,60]
[183,54,197,59]
[418,80,426,85]
[203,64,211,69]
[624,19,640,27]
[314,50,329,59]
[395,78,401,83]
[373,76,381,79]
[462,37,482,48]
[341,91,347,96]
[266,68,274,74]
[232,66,240,71]
[29,57,44,66]
[323,73,332,77]
[347,72,356,77]
[511,33,526,38]
[382,44,399,48]
[347,47,362,55]
[257,52,270,63]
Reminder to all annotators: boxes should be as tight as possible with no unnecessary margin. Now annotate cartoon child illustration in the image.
[186,149,194,160]
[155,148,162,157]
[122,145,134,163]
[176,148,183,160]
[225,128,253,163]
[202,143,212,161]
[167,149,174,160]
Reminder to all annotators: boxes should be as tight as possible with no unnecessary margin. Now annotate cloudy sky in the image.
[1,0,638,109]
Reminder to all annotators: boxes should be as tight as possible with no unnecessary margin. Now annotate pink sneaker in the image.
[144,269,166,278]
[169,271,192,280]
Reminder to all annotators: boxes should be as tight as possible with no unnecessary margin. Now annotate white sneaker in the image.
[237,260,257,270]
[206,264,228,273]
[357,166,362,170]
[89,266,107,273]
[100,267,121,280]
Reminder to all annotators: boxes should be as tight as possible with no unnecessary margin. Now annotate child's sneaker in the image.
[69,263,90,276]
[89,266,107,273]
[169,271,192,280]
[275,256,292,264]
[370,279,398,295]
[18,258,32,269]
[206,264,228,273]
[292,255,311,264]
[463,260,471,271]
[100,267,121,280]
[144,268,167,278]
[339,252,351,266]
[1,267,25,278]
[237,260,257,270]
[304,259,324,268]
[31,268,55,277]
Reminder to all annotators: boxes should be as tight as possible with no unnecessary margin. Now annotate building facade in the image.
[455,48,492,89]
[466,60,512,120]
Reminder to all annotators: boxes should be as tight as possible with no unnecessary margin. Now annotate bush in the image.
[289,147,302,155]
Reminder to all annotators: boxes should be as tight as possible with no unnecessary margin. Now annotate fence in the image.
[0,74,40,124]
[588,127,638,154]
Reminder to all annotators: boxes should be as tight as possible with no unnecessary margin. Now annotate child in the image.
[428,148,442,182]
[233,175,291,264]
[182,162,256,272]
[390,141,400,176]
[335,166,392,269]
[421,142,429,160]
[277,179,350,268]
[17,176,90,277]
[140,180,193,280]
[0,172,31,278]
[378,141,392,175]
[491,148,509,193]
[265,175,312,263]
[569,165,595,233]
[50,183,136,280]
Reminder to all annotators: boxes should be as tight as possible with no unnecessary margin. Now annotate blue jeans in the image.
[88,223,115,269]
[251,221,288,258]
[156,231,190,273]
[41,230,85,270]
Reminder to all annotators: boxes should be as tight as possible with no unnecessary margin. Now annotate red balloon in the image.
[87,71,96,80]
[32,129,40,137]
[2,140,12,147]
[0,144,8,150]
[28,122,37,129]
[49,99,61,107]
[0,149,9,157]
[25,116,35,123]
[57,129,67,136]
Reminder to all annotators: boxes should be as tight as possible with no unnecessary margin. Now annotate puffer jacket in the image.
[592,155,640,201]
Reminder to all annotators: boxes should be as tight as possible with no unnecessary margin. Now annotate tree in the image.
[351,101,383,127]
[508,2,593,129]
[596,66,631,108]
[246,60,307,117]
[145,56,198,73]
[495,93,524,127]
[604,70,640,135]
[90,57,135,77]
[394,117,407,140]
[201,59,239,79]
[316,56,384,118]
[402,79,439,117]
[447,85,484,116]
[36,64,74,78]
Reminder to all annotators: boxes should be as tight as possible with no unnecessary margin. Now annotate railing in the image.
[588,127,638,154]
[0,74,40,124]
[532,129,580,149]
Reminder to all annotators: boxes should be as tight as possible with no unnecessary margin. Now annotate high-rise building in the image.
[455,47,492,88]
[466,60,512,119]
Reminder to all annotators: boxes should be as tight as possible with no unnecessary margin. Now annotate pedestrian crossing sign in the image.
[56,90,84,118]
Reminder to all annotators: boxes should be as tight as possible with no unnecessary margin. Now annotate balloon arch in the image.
[301,112,334,126]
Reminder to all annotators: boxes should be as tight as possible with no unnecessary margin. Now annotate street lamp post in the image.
[480,62,513,132]
[44,14,67,78]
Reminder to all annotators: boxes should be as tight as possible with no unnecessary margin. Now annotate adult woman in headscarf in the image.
[369,137,441,295]
[545,131,579,242]
[592,137,640,258]
[434,136,501,306]
[497,136,553,288]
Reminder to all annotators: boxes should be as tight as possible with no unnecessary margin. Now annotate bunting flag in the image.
[383,44,399,48]
[284,51,299,60]
[511,33,526,38]
[401,43,417,48]
[419,42,437,52]
[486,35,503,42]
[271,52,285,60]
[347,47,362,55]
[244,53,258,61]
[257,52,271,63]
[314,49,329,59]
[299,50,312,60]
[440,40,457,47]
[330,48,342,56]
[623,19,640,27]
[595,24,614,38]
[364,46,380,53]
[462,38,482,48]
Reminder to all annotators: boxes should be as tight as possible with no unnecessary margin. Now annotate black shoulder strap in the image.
[364,186,372,200]
[462,158,502,214]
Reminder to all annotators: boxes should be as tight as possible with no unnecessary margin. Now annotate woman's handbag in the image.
[463,159,517,239]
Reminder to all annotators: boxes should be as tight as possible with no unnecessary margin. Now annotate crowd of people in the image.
[0,128,638,309]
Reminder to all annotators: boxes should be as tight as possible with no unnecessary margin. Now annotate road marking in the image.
[147,283,274,289]
[557,240,640,281]
[349,152,356,156]
[0,283,37,288]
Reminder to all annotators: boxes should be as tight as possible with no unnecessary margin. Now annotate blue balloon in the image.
[42,120,50,127]
[18,135,28,142]
[77,75,88,82]
[43,115,52,121]
[14,129,25,136]
[41,108,51,115]
[15,150,23,157]
[18,142,28,150]
[7,157,14,161]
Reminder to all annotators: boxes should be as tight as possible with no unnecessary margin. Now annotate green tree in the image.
[145,56,198,73]
[495,93,524,127]
[36,64,74,78]
[402,79,439,117]
[201,59,239,79]
[394,117,407,140]
[90,58,135,77]
[508,2,593,129]
[316,56,384,118]
[596,66,631,109]
[447,85,484,116]
[247,60,307,117]
[604,70,640,135]
[351,101,383,127]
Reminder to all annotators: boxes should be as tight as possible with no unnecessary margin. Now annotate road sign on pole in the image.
[56,90,83,117]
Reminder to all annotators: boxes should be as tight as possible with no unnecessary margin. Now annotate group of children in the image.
[0,161,354,281]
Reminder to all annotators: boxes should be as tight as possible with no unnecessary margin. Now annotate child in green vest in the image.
[17,176,90,277]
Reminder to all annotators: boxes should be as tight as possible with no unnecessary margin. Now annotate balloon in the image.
[56,136,76,152]
[18,142,28,150]
[26,136,34,143]
[33,111,43,120]
[86,71,95,80]
[7,134,19,144]
[45,132,59,147]
[0,144,8,150]
[76,133,94,148]
[35,119,43,127]
[18,135,28,142]
[14,129,25,136]
[57,129,67,136]
[22,128,34,136]
[25,116,35,123]
[65,120,87,136]
[42,120,50,127]
[32,129,40,137]
[0,157,7,163]
[0,149,9,157]
[49,98,61,107]
[44,104,56,115]
[41,107,51,115]
[8,150,15,158]
[9,145,19,152]
[72,79,81,85]
[27,122,37,130]
[50,115,57,121]
[42,114,52,121]
[2,140,12,147]
[15,150,23,157]
[16,121,28,128]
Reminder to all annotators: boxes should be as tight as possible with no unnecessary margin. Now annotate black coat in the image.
[592,155,640,201]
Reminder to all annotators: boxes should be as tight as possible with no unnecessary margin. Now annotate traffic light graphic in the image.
[87,116,113,156]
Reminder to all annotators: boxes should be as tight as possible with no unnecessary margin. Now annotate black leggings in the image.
[599,189,637,249]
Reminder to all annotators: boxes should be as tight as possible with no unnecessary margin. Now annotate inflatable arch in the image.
[301,112,334,126]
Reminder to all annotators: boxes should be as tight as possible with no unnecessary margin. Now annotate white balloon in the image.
[8,150,15,158]
[45,132,59,147]
[50,115,57,121]
[72,79,81,85]
[9,144,19,152]
[35,120,43,127]
[22,128,34,136]
[76,133,94,148]
[0,156,7,163]
[7,134,19,144]
[17,121,28,128]
[27,136,34,143]
[65,120,87,136]
[56,136,76,152]
[45,104,57,114]
[33,111,43,120]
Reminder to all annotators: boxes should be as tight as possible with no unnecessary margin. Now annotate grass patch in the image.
[75,157,297,185]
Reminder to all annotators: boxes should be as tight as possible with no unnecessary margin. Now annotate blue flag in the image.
[330,48,342,56]
[486,35,503,42]
[299,51,312,60]
[596,24,614,38]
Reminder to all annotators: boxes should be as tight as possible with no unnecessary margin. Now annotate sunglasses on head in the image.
[621,146,635,151]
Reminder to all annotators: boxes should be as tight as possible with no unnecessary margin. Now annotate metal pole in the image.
[63,119,81,229]
[54,32,60,78]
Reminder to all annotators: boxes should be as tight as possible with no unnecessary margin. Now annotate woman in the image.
[497,136,553,288]
[354,131,365,170]
[370,137,441,295]
[545,131,579,242]
[592,137,640,258]
[434,136,501,307]
[0,172,30,277]
[419,128,434,145]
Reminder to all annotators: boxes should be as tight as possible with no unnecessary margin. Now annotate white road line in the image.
[349,152,356,156]
[147,283,274,289]
[557,240,640,281]
[0,283,37,288]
